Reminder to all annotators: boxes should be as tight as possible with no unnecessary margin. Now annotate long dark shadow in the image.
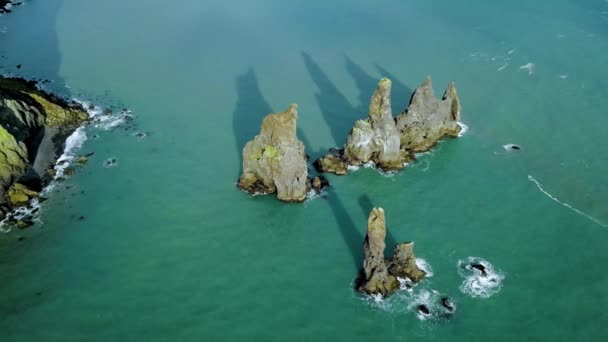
[374,65,414,114]
[344,56,378,115]
[358,195,398,258]
[232,68,273,167]
[301,52,358,147]
[328,188,363,269]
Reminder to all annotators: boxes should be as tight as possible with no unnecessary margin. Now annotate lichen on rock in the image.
[357,207,426,296]
[237,104,311,202]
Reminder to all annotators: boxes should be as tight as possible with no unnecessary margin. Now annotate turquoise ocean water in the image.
[1,0,608,340]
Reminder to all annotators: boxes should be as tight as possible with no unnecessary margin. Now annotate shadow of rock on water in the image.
[358,195,397,258]
[301,52,359,147]
[374,64,414,113]
[231,67,318,174]
[326,188,364,269]
[232,67,273,166]
[345,56,378,115]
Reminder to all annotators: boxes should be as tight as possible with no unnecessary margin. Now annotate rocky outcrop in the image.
[316,78,412,174]
[237,104,312,202]
[0,76,88,221]
[357,207,426,296]
[315,76,461,175]
[396,77,461,152]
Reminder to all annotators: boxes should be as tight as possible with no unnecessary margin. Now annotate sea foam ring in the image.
[458,257,505,298]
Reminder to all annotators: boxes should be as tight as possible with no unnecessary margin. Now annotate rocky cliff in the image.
[237,104,312,202]
[0,76,88,221]
[315,76,461,175]
[357,208,426,296]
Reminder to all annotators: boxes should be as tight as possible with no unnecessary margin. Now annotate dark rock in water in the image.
[310,175,329,193]
[313,154,348,175]
[103,158,118,168]
[440,297,455,312]
[417,304,431,316]
[17,236,26,242]
[503,144,521,151]
[16,219,34,229]
[470,263,488,277]
[16,64,21,69]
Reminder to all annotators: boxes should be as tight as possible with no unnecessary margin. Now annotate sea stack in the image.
[395,76,461,152]
[237,104,310,202]
[1,76,88,223]
[315,78,411,174]
[357,207,426,296]
[315,76,462,175]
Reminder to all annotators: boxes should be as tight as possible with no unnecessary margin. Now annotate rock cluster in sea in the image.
[315,76,461,174]
[356,207,426,296]
[237,104,327,202]
[0,76,88,226]
[237,76,462,201]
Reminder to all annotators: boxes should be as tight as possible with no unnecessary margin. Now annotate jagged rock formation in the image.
[315,76,461,175]
[387,242,426,282]
[237,104,312,202]
[0,76,88,222]
[357,207,426,296]
[315,78,411,174]
[396,76,461,152]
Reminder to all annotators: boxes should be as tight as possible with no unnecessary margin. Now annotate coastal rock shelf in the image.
[237,104,327,202]
[0,76,88,226]
[315,76,462,175]
[356,207,426,296]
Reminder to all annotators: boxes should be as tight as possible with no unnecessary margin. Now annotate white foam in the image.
[458,257,505,298]
[559,74,568,79]
[528,175,608,228]
[502,143,521,151]
[346,165,360,172]
[457,122,469,137]
[507,48,518,54]
[416,258,434,278]
[497,63,509,71]
[519,62,535,75]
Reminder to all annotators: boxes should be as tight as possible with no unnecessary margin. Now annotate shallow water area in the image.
[1,0,608,341]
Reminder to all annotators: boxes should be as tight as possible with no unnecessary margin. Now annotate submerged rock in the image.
[316,78,411,174]
[357,207,426,296]
[395,77,461,152]
[238,104,310,202]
